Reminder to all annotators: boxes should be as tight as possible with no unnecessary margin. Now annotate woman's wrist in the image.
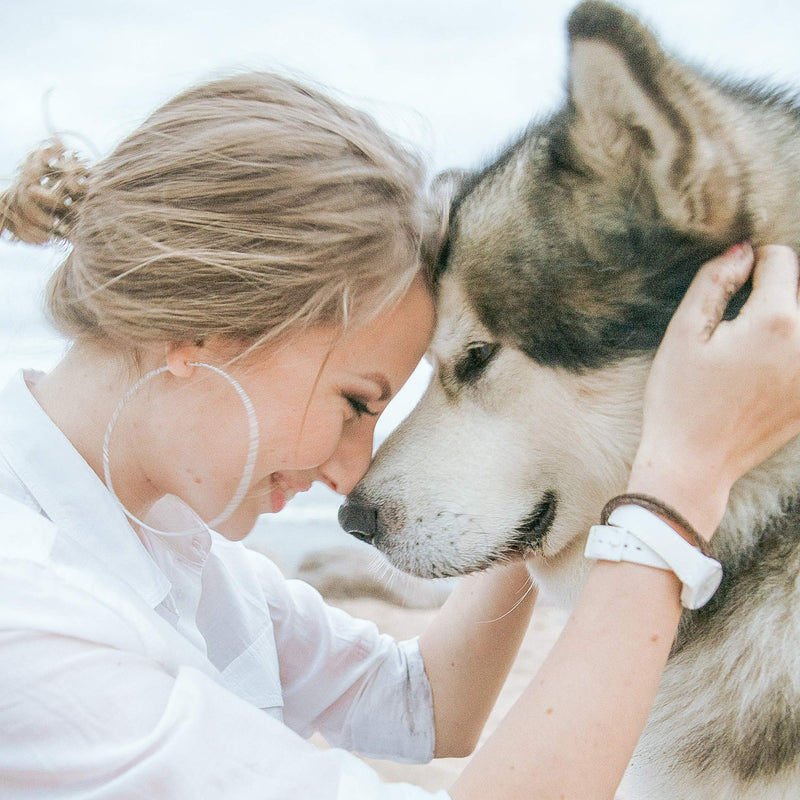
[626,449,731,542]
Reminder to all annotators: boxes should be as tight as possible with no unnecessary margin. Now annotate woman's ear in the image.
[164,342,205,378]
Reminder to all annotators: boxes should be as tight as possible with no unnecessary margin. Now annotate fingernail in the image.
[723,241,752,259]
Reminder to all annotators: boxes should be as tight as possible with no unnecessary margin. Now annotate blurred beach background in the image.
[2,1,800,793]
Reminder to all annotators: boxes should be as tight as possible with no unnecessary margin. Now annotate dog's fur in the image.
[343,3,800,797]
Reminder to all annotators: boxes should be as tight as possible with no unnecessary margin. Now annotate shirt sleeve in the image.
[0,559,451,800]
[248,551,438,763]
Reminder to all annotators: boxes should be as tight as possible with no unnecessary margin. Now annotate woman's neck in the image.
[30,343,163,519]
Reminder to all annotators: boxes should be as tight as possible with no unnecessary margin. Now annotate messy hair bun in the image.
[0,140,88,245]
[4,73,428,352]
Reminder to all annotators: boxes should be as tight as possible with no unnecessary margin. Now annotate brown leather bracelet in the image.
[600,493,712,556]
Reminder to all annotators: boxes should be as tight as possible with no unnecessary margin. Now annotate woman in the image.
[1,72,799,799]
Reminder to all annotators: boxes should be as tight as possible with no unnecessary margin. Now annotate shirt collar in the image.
[0,369,172,607]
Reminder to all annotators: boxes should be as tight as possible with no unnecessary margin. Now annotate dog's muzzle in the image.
[338,494,381,545]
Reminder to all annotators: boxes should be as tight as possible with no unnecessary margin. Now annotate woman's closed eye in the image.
[346,395,379,418]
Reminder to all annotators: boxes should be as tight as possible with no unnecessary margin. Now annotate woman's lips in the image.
[269,474,312,513]
[270,486,287,513]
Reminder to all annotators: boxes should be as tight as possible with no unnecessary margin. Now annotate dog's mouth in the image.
[507,490,558,554]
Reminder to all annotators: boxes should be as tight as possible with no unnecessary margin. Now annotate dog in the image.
[338,2,800,798]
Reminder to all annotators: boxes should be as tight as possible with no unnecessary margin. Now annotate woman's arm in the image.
[440,243,800,799]
[451,559,681,799]
[419,560,537,757]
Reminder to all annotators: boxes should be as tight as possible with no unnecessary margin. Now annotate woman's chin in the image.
[270,486,288,513]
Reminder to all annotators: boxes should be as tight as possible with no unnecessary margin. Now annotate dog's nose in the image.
[338,495,380,545]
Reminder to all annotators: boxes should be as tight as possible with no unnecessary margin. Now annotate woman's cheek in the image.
[290,415,345,470]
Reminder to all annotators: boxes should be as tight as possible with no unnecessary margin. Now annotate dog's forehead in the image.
[431,274,490,358]
[441,147,606,370]
[448,138,543,266]
[436,130,711,371]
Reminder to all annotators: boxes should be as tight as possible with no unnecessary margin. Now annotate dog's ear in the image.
[565,1,743,239]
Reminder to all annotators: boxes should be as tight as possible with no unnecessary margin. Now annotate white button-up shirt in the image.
[0,370,450,799]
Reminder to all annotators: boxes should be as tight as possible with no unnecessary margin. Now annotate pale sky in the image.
[4,0,800,177]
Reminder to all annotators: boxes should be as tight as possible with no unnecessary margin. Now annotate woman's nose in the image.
[319,425,375,496]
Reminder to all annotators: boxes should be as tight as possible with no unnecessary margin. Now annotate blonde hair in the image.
[1,73,428,351]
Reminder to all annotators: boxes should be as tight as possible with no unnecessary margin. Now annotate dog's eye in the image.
[454,341,500,384]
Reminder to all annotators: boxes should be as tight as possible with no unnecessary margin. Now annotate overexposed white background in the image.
[5,0,800,175]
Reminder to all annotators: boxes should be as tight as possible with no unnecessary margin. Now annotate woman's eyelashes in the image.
[346,395,379,418]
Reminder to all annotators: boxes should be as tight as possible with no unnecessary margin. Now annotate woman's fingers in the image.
[670,243,755,341]
[742,245,800,320]
[631,242,800,538]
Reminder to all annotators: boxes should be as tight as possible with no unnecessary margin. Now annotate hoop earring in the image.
[102,361,260,537]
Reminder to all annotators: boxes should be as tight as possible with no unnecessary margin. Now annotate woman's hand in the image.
[629,243,800,539]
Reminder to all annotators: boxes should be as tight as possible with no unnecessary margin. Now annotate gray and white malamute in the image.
[339,2,800,798]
